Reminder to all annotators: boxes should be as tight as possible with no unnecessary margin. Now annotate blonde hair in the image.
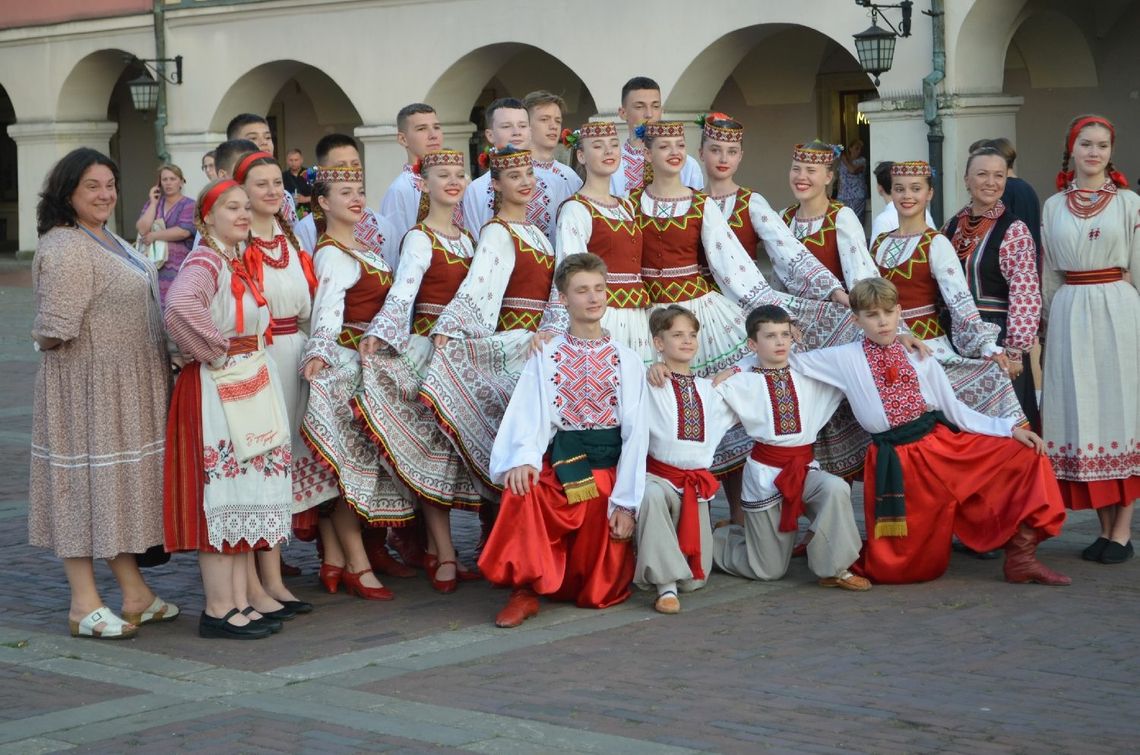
[649,304,700,337]
[848,277,899,312]
[158,163,185,184]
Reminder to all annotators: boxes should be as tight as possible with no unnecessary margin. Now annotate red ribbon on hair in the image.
[199,179,240,219]
[233,151,275,184]
[1056,117,1125,191]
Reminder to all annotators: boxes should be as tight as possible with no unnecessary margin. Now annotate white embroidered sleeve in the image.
[914,354,1015,437]
[302,246,360,367]
[431,223,516,339]
[928,234,1002,357]
[834,206,880,287]
[364,229,432,352]
[541,200,595,334]
[699,197,778,309]
[751,193,841,300]
[610,351,649,516]
[489,352,554,480]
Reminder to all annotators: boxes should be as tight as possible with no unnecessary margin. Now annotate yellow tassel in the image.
[874,520,908,538]
[564,479,599,504]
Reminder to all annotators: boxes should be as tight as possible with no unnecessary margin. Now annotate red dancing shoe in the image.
[494,588,539,628]
[1003,527,1072,586]
[318,564,344,594]
[342,569,395,601]
[387,528,428,571]
[430,560,459,594]
[365,541,417,578]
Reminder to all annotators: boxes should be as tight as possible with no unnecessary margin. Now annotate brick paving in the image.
[1,253,1138,753]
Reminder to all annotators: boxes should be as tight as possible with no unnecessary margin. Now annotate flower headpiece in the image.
[417,149,465,174]
[304,165,319,183]
[562,121,619,149]
[890,161,933,178]
[699,112,742,144]
[314,166,364,183]
[642,121,686,140]
[792,142,841,165]
[559,128,577,149]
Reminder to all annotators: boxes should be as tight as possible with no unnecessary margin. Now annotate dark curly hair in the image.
[36,148,120,237]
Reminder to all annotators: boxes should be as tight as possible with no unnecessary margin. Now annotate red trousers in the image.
[859,424,1066,584]
[477,463,633,608]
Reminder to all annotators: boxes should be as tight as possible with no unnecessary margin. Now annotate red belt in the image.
[749,442,815,533]
[270,316,299,335]
[646,457,720,580]
[226,335,260,356]
[1065,268,1124,285]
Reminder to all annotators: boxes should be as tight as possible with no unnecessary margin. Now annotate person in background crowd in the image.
[30,147,177,640]
[380,102,444,239]
[1040,114,1140,564]
[136,163,195,302]
[226,113,297,225]
[837,139,868,221]
[202,150,217,181]
[282,148,312,217]
[611,76,704,197]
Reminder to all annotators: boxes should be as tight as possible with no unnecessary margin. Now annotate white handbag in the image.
[137,217,168,268]
[209,351,289,462]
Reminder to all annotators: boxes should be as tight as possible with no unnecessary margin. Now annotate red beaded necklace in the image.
[1066,184,1114,219]
[250,234,290,268]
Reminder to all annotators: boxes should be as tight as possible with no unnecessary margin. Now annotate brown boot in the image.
[1003,526,1072,586]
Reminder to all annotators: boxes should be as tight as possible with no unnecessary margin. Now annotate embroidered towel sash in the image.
[209,350,288,461]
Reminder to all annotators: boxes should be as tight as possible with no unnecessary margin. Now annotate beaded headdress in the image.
[418,149,465,173]
[314,166,364,183]
[698,113,742,143]
[792,143,841,165]
[890,161,932,177]
[488,148,532,171]
[641,121,686,139]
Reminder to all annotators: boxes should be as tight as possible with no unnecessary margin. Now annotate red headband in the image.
[233,151,276,184]
[1056,117,1127,190]
[199,179,240,219]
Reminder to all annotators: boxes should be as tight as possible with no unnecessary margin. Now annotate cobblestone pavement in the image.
[1,254,1137,753]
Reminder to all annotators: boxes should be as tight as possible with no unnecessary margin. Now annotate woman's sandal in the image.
[121,596,180,627]
[69,606,137,640]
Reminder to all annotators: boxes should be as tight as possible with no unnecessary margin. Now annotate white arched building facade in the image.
[1,0,1137,253]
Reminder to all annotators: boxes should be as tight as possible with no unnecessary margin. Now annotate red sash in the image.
[646,457,720,580]
[1064,268,1124,285]
[749,442,815,532]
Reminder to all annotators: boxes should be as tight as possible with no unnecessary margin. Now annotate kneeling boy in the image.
[478,253,649,627]
[713,306,870,591]
[791,278,1070,585]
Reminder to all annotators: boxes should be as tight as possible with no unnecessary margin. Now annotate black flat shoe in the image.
[1099,541,1134,564]
[260,605,298,621]
[199,609,272,640]
[280,600,313,614]
[241,606,285,633]
[1082,537,1111,561]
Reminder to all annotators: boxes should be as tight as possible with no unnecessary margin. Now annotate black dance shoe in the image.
[198,609,272,640]
[1081,537,1111,561]
[1099,541,1134,565]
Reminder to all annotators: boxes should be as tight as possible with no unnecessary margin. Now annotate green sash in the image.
[869,411,959,538]
[549,427,622,503]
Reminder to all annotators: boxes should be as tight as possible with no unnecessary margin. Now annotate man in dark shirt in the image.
[282,148,311,217]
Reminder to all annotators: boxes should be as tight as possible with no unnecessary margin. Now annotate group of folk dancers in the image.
[152,77,1135,639]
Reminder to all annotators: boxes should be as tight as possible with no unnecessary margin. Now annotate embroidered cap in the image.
[578,121,619,139]
[314,166,364,183]
[488,147,532,171]
[419,149,465,172]
[890,160,933,178]
[700,113,743,143]
[792,143,841,165]
[643,121,686,139]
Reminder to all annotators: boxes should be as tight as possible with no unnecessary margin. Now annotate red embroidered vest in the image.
[782,200,845,285]
[493,218,555,332]
[874,229,945,340]
[634,189,716,303]
[412,224,474,335]
[569,196,649,309]
[725,189,760,258]
[318,236,393,348]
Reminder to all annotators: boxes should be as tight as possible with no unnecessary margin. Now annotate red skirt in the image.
[858,424,1066,584]
[162,364,267,555]
[477,462,633,609]
[1058,476,1140,511]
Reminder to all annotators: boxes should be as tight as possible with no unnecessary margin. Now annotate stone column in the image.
[354,124,404,210]
[166,131,226,197]
[7,120,119,254]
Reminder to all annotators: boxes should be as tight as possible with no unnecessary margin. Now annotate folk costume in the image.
[299,168,413,526]
[477,331,649,609]
[872,161,1025,426]
[164,184,293,552]
[543,123,654,362]
[792,339,1069,586]
[29,225,168,559]
[1040,127,1140,510]
[943,200,1042,430]
[779,144,879,290]
[461,154,582,246]
[420,149,558,497]
[610,134,704,197]
[296,204,400,274]
[233,152,334,514]
[356,151,482,511]
[713,366,863,583]
[634,373,736,598]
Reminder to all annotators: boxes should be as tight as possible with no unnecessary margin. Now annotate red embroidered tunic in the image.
[493,218,555,332]
[634,189,716,303]
[412,225,474,335]
[782,201,845,284]
[332,240,392,348]
[755,366,803,435]
[724,189,760,258]
[550,333,621,428]
[861,339,927,428]
[574,197,650,309]
[875,230,947,340]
